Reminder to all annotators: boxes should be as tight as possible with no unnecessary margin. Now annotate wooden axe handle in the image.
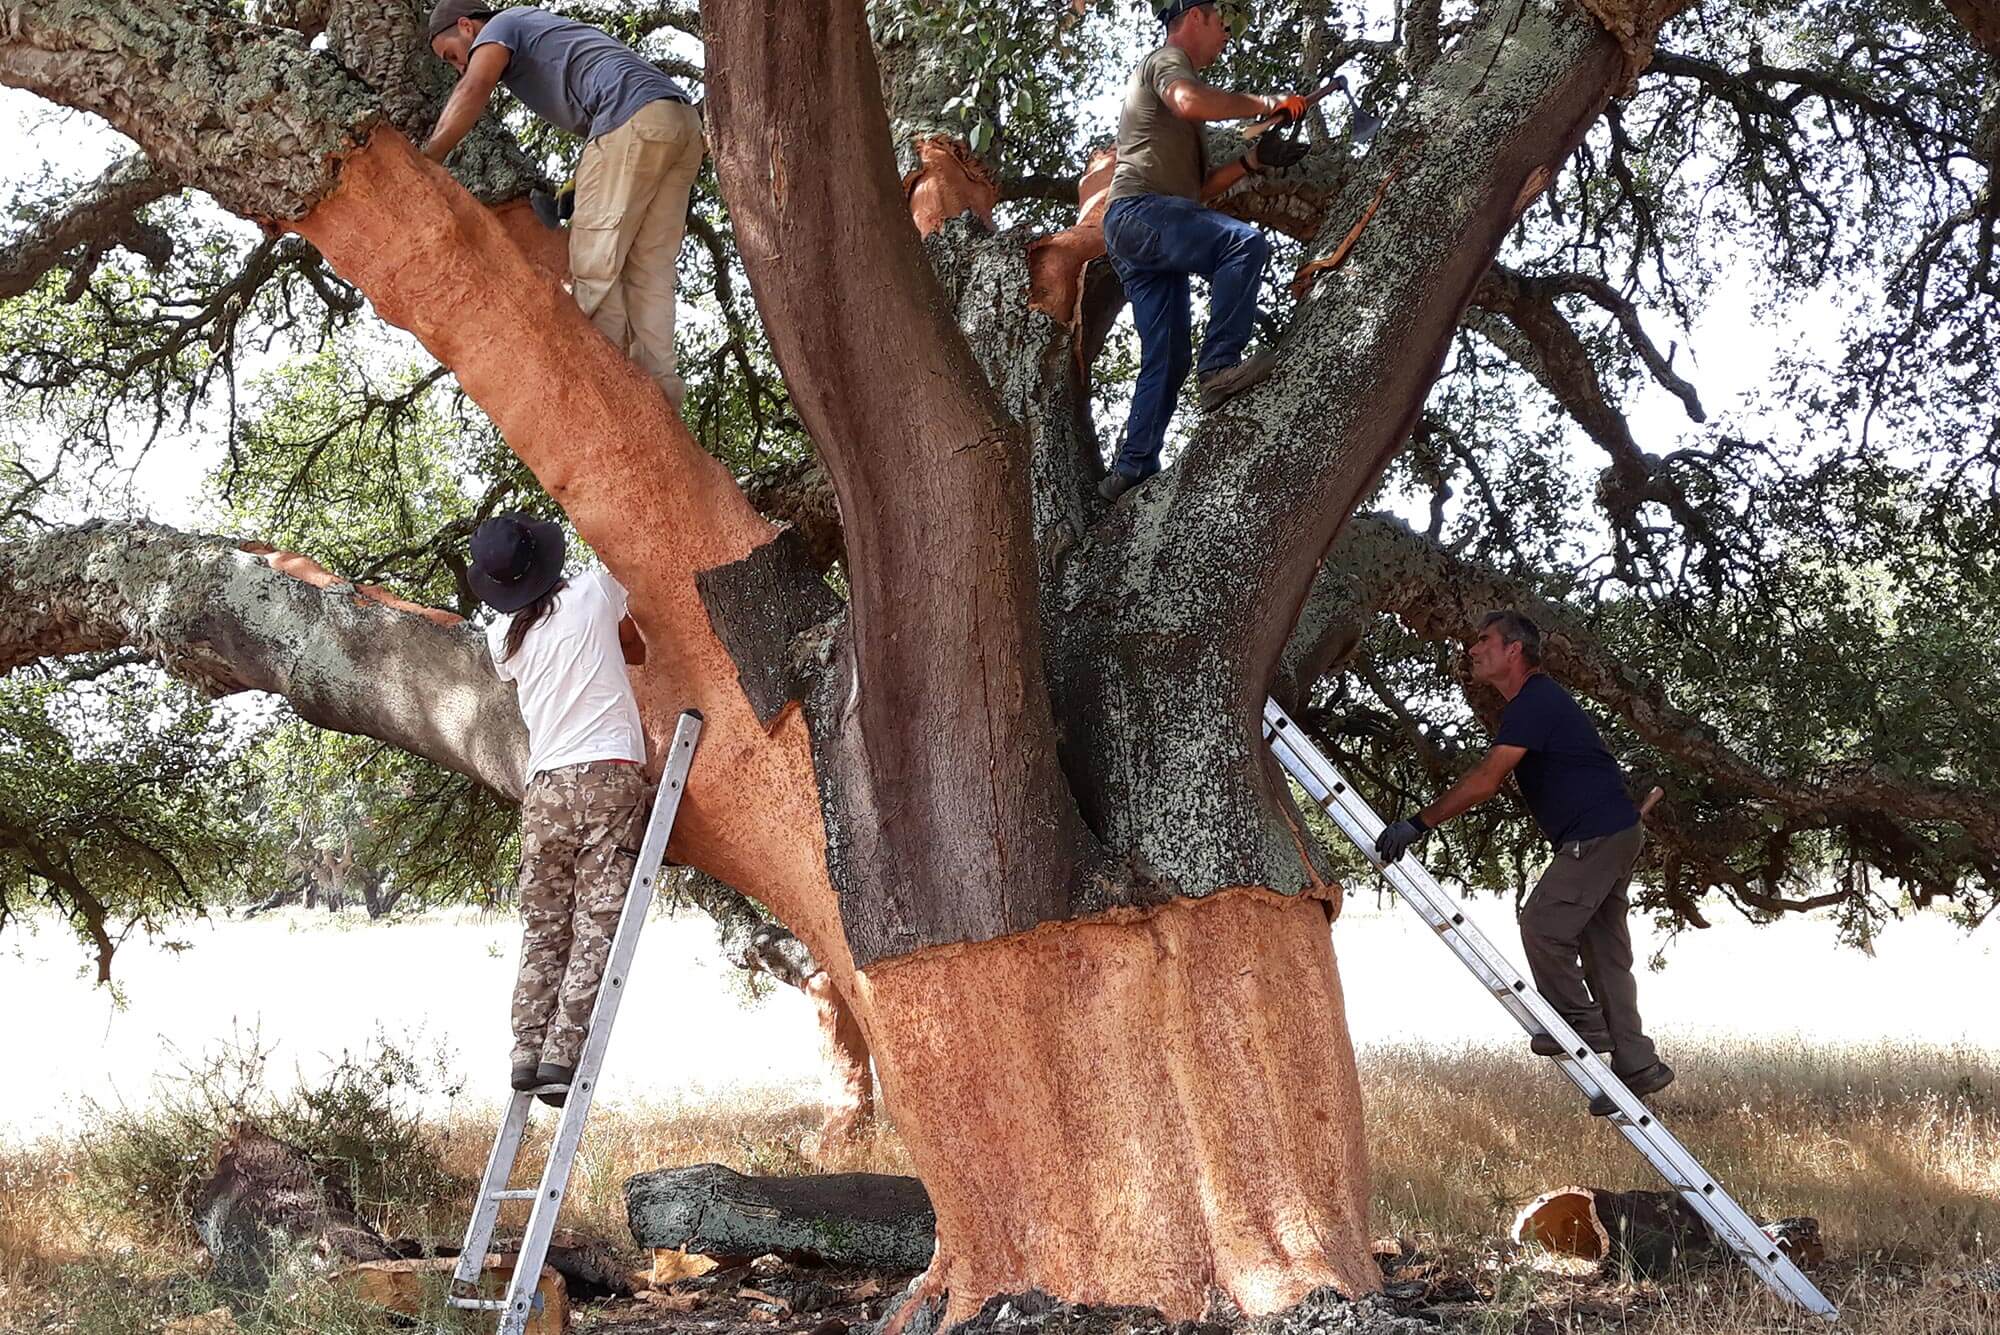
[1243,77,1342,140]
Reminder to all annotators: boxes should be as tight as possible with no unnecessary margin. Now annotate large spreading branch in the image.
[0,520,529,796]
[1142,0,1652,669]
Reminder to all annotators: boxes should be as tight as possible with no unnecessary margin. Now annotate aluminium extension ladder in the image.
[447,710,704,1334]
[1261,698,1838,1322]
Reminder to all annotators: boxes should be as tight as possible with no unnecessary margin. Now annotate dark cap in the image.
[468,513,566,613]
[427,0,495,41]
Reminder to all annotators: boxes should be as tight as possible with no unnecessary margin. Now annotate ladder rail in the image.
[1262,699,1837,1322]
[1270,713,1807,1291]
[453,1093,533,1287]
[456,710,705,1335]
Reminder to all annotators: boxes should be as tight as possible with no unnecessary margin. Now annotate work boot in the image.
[510,1062,542,1092]
[533,1062,574,1108]
[1098,456,1162,502]
[1530,1032,1613,1059]
[1589,1060,1674,1116]
[1197,350,1278,410]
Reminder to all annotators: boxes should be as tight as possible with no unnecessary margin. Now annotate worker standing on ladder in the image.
[1097,0,1308,501]
[1374,610,1674,1115]
[469,514,650,1107]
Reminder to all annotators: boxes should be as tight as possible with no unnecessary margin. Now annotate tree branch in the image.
[701,0,1094,965]
[0,520,529,797]
[0,152,180,301]
[0,0,382,219]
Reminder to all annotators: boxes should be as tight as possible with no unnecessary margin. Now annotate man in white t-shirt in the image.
[470,513,649,1105]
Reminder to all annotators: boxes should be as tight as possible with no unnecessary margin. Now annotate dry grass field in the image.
[1,1038,1993,1334]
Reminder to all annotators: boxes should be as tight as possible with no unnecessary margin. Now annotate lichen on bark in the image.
[0,0,384,218]
[0,520,528,795]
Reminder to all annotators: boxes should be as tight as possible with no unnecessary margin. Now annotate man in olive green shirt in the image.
[1099,0,1303,501]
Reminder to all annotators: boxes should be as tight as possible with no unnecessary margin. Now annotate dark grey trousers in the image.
[1518,822,1657,1075]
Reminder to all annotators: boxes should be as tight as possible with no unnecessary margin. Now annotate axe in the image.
[1244,74,1383,145]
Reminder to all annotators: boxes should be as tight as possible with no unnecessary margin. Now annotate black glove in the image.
[1375,815,1429,865]
[1247,126,1311,174]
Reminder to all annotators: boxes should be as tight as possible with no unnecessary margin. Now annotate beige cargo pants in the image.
[570,98,705,411]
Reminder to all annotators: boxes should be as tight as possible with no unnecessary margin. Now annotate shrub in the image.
[76,1026,467,1242]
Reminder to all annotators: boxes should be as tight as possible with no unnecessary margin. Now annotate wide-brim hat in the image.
[468,513,566,613]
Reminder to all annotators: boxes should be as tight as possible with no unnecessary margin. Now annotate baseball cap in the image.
[427,0,496,41]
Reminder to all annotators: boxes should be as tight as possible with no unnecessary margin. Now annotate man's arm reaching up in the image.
[424,42,510,162]
[1376,745,1527,863]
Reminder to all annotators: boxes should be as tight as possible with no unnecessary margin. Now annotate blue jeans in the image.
[1102,194,1270,480]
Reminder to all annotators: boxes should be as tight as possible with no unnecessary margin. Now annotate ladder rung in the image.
[491,1189,538,1200]
[446,1296,508,1311]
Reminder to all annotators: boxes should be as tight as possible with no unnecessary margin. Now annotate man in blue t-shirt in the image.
[1373,610,1673,1113]
[423,1,702,409]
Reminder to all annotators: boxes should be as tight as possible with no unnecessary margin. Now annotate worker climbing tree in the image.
[1096,0,1315,501]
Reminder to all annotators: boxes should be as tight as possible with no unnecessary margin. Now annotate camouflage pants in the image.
[511,761,650,1069]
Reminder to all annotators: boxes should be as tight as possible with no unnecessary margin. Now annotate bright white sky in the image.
[4,891,1993,1140]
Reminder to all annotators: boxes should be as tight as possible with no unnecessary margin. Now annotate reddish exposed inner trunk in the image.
[290,132,849,979]
[864,889,1378,1325]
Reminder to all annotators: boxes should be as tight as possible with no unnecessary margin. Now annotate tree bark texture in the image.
[2,0,1677,1323]
[285,132,853,981]
[625,1162,936,1270]
[701,0,1095,967]
[1043,0,1628,906]
[0,521,528,795]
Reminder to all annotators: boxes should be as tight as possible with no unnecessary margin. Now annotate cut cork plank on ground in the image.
[1512,1185,1826,1277]
[1512,1186,1713,1276]
[334,1255,568,1333]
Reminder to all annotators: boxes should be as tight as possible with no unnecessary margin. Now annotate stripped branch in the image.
[0,520,529,797]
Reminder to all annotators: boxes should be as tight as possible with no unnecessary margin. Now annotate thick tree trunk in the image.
[865,890,1376,1325]
[701,0,1096,967]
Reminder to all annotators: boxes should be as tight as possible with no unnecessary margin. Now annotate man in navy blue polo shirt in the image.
[1374,610,1673,1114]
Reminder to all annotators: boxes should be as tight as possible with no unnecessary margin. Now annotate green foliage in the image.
[3,0,1997,944]
[217,343,531,614]
[237,723,518,919]
[76,1027,465,1241]
[0,671,253,977]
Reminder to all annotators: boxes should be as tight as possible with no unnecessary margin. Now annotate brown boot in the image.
[1197,349,1278,410]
